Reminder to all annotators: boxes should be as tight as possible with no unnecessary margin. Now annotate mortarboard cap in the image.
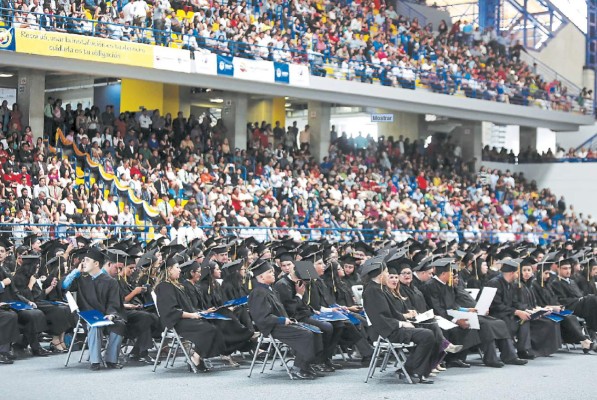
[429,258,455,274]
[501,258,521,273]
[85,247,105,265]
[105,248,130,265]
[294,261,319,280]
[249,259,273,277]
[358,255,386,278]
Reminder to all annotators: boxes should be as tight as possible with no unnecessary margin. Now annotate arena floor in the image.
[3,346,594,400]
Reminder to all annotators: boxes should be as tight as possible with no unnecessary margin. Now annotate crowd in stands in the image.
[0,0,589,113]
[483,144,597,164]
[0,95,594,249]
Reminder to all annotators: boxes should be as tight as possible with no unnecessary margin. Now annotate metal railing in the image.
[0,223,592,245]
[0,7,587,114]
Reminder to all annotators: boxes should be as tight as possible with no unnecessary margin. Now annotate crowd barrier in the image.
[1,222,593,246]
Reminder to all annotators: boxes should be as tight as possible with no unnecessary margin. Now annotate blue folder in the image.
[545,314,564,323]
[312,311,349,322]
[199,312,232,320]
[221,296,249,308]
[79,310,115,327]
[6,301,34,311]
[295,322,323,333]
[143,302,155,309]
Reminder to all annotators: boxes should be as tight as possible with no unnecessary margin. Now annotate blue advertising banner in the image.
[0,28,16,52]
[274,62,290,84]
[217,55,234,76]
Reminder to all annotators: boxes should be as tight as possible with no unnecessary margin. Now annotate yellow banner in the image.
[14,28,153,68]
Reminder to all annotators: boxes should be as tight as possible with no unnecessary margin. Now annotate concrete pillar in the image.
[519,126,538,154]
[17,70,45,141]
[452,120,482,171]
[307,101,331,162]
[178,86,192,117]
[375,110,420,141]
[221,93,248,151]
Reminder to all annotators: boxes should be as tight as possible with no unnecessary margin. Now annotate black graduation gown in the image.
[248,282,320,370]
[516,280,561,356]
[550,277,597,331]
[334,279,356,307]
[0,308,19,346]
[362,282,436,376]
[531,278,587,344]
[342,273,360,288]
[181,279,252,355]
[0,263,48,344]
[68,272,127,337]
[117,277,161,354]
[13,269,74,336]
[573,273,597,296]
[155,281,223,358]
[220,278,253,331]
[421,278,481,350]
[401,283,429,313]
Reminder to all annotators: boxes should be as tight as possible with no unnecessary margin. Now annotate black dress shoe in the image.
[290,368,315,380]
[517,351,535,360]
[360,355,372,366]
[410,373,434,384]
[31,348,51,357]
[485,361,505,368]
[1,351,16,361]
[446,359,471,368]
[504,358,528,365]
[0,354,14,364]
[106,362,124,369]
[90,363,101,371]
[308,365,326,377]
[325,359,342,370]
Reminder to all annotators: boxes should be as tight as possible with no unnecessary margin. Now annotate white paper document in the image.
[414,309,435,323]
[435,316,458,330]
[475,287,497,316]
[447,309,480,329]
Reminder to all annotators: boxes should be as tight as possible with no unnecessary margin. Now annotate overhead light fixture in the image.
[0,73,14,78]
[284,96,289,100]
[285,103,292,107]
[209,98,224,103]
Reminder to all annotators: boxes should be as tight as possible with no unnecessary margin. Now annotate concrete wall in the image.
[395,1,451,30]
[45,75,94,108]
[524,23,585,89]
[556,122,597,151]
[375,110,420,141]
[481,161,597,217]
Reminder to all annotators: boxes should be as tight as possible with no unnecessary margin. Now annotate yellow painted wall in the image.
[272,97,286,127]
[162,84,180,116]
[120,79,165,112]
[247,97,286,126]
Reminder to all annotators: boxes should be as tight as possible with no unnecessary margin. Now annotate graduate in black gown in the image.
[531,265,594,351]
[516,260,561,357]
[463,258,490,289]
[180,260,253,360]
[248,259,323,380]
[0,239,49,357]
[273,254,341,372]
[550,258,597,333]
[485,259,535,360]
[115,252,162,364]
[220,259,254,332]
[13,255,74,354]
[573,259,597,296]
[361,256,437,384]
[340,254,361,287]
[154,258,224,372]
[423,259,523,368]
[0,306,19,364]
[62,247,127,370]
[302,248,374,363]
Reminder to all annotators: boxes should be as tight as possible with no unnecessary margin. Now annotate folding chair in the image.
[64,291,88,367]
[247,333,294,380]
[365,336,414,384]
[151,292,198,373]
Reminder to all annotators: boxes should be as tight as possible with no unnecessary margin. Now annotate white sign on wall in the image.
[370,113,394,122]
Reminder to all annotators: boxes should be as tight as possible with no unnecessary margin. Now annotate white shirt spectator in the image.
[102,198,119,217]
[61,197,77,215]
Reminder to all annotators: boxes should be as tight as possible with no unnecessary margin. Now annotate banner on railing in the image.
[233,58,274,83]
[153,46,191,73]
[217,55,234,76]
[192,52,217,75]
[289,64,310,86]
[0,27,16,52]
[274,62,290,84]
[13,28,153,67]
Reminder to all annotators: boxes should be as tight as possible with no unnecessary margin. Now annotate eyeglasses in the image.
[400,272,412,276]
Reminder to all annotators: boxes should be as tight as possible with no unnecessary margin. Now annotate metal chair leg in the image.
[64,319,81,367]
[153,328,168,373]
[248,335,265,378]
[365,340,382,383]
